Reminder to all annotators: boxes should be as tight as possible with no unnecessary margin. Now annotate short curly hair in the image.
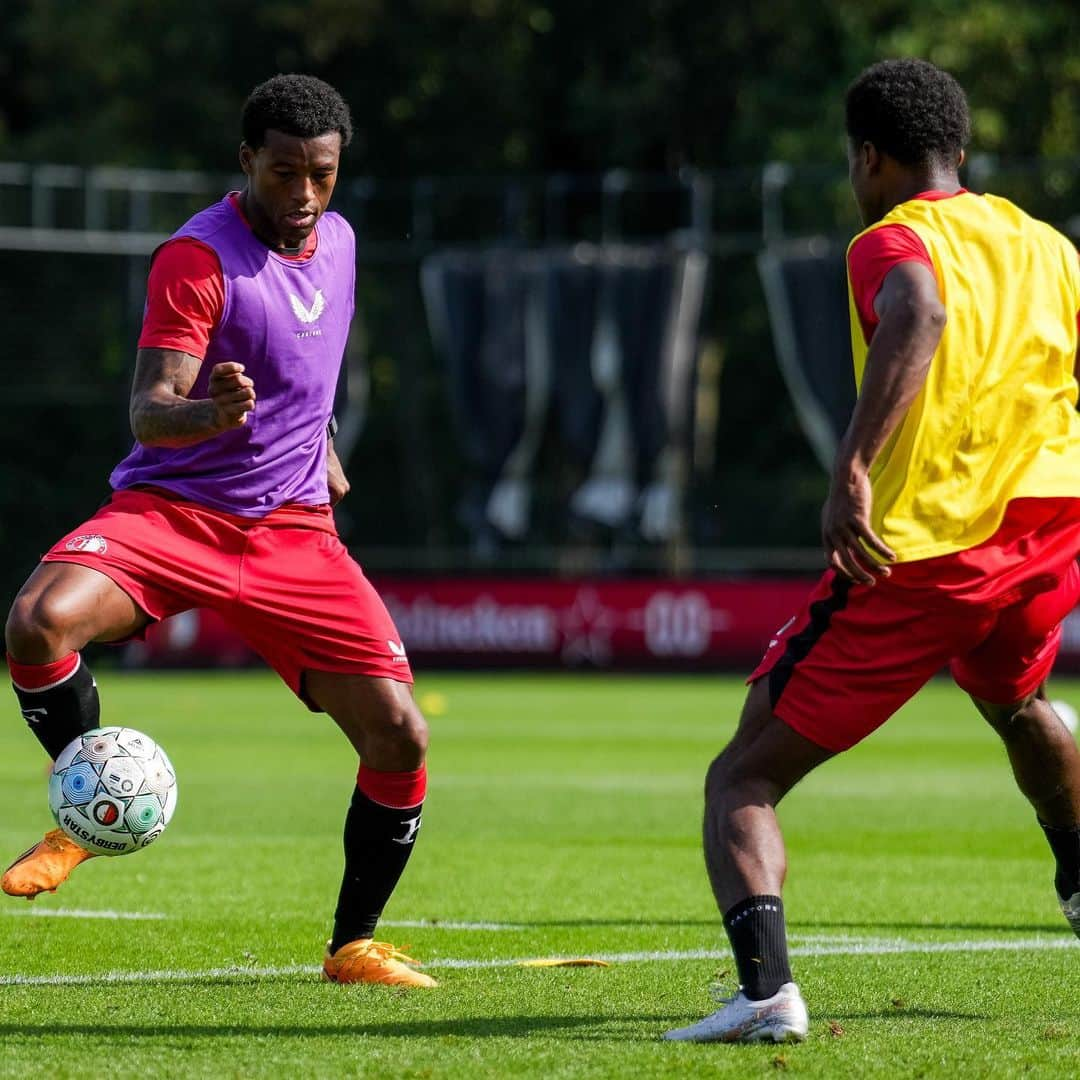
[242,74,353,150]
[845,59,970,167]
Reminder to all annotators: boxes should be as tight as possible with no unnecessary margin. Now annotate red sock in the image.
[356,763,427,809]
[8,651,100,759]
[7,652,80,692]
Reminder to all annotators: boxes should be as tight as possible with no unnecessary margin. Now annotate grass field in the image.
[1,670,1079,1077]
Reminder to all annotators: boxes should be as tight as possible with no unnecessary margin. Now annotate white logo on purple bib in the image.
[289,289,325,324]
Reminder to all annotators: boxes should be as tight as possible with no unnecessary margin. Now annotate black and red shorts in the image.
[750,498,1080,752]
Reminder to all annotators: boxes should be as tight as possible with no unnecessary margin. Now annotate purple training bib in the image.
[111,197,355,516]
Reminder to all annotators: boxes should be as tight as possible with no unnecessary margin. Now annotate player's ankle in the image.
[723,894,793,1001]
[1039,818,1080,898]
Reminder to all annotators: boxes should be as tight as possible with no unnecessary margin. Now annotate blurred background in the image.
[3,0,1080,671]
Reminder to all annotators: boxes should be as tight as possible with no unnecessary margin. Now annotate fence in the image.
[2,158,1079,606]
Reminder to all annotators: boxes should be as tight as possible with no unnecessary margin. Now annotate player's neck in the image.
[236,189,305,255]
[881,171,962,217]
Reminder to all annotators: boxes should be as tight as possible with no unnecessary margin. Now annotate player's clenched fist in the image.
[209,362,256,428]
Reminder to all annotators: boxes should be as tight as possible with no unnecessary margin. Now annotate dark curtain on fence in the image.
[757,243,856,470]
[420,253,530,542]
[421,247,707,554]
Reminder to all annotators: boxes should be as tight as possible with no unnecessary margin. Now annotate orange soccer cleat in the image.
[1,828,98,899]
[321,939,439,988]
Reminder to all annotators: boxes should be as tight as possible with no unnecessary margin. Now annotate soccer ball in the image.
[48,727,178,856]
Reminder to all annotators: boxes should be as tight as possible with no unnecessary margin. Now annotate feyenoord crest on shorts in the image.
[64,534,108,554]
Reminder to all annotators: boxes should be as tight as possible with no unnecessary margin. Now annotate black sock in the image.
[330,786,424,954]
[723,894,793,1001]
[1039,818,1080,899]
[12,655,100,760]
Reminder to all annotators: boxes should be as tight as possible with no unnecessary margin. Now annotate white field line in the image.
[0,914,952,936]
[430,937,1080,969]
[380,919,518,931]
[0,964,317,986]
[0,935,1075,986]
[0,912,509,930]
[2,907,167,921]
[375,925,918,938]
[0,914,981,940]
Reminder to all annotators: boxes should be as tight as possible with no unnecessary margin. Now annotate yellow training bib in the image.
[847,192,1080,561]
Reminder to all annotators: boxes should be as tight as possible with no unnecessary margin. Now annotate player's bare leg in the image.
[3,561,152,899]
[6,561,150,666]
[703,680,834,909]
[667,680,832,1042]
[305,670,436,987]
[971,686,1080,935]
[308,672,428,769]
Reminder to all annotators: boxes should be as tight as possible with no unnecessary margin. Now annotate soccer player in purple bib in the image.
[2,75,436,988]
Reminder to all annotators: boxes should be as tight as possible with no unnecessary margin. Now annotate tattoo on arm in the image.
[129,348,222,448]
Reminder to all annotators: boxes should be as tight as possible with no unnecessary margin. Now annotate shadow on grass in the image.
[451,919,722,928]
[827,1008,991,1022]
[0,1016,684,1041]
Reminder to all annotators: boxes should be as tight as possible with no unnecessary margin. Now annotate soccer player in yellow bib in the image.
[666,58,1080,1044]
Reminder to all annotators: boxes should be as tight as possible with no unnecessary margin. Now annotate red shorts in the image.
[43,489,413,707]
[750,499,1080,752]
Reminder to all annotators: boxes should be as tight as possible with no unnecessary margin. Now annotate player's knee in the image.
[372,697,428,756]
[705,742,788,810]
[974,693,1041,738]
[705,750,743,802]
[4,589,79,660]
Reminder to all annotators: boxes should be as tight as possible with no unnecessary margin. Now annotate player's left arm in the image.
[326,436,350,506]
[822,261,946,583]
[1075,311,1080,388]
[325,357,349,505]
[1073,249,1080,388]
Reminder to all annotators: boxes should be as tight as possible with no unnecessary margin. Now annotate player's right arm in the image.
[129,350,255,447]
[822,225,943,583]
[822,260,944,582]
[128,237,255,447]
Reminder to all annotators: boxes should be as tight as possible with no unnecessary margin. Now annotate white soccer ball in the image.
[48,727,178,856]
[1052,700,1079,736]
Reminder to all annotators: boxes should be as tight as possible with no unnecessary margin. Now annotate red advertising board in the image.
[377,578,814,668]
[128,575,1080,673]
[130,576,816,670]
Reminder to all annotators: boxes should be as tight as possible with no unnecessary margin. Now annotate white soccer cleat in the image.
[664,981,809,1044]
[1060,891,1080,938]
